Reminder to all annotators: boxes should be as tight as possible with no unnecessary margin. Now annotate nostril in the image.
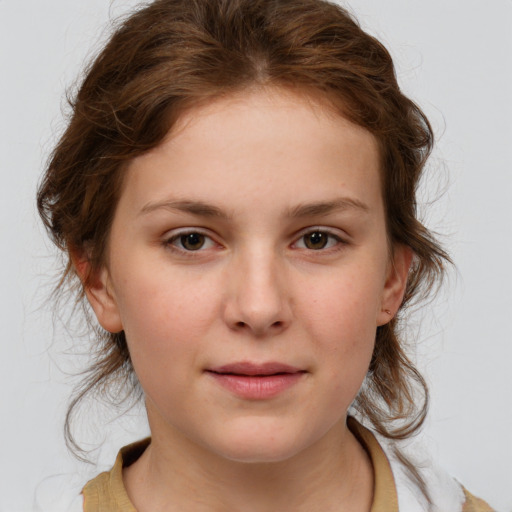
[233,320,283,331]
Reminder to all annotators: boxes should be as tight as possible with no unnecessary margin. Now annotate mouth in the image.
[208,361,305,376]
[206,362,307,399]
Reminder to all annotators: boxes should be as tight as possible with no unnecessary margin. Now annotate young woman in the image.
[37,0,494,510]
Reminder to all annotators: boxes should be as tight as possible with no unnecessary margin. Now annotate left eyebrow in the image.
[286,197,370,218]
[139,199,231,219]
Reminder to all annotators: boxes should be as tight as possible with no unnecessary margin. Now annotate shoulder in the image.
[81,438,149,512]
[34,439,149,512]
[462,487,496,512]
[349,418,495,512]
[381,433,495,512]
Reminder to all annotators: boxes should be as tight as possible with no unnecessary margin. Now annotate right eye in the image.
[165,231,216,252]
[292,229,345,251]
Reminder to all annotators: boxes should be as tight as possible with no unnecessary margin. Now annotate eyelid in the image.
[291,226,348,250]
[163,227,220,252]
[161,226,349,254]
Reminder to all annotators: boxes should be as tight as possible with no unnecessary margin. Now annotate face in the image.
[86,88,410,464]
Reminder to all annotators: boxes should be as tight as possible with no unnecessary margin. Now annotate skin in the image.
[83,87,411,511]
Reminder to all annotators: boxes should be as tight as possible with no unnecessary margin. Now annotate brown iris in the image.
[181,233,206,250]
[303,232,329,250]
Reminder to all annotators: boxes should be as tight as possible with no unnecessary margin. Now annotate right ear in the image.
[70,249,123,334]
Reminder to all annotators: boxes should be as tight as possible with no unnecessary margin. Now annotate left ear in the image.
[69,247,124,334]
[376,244,413,326]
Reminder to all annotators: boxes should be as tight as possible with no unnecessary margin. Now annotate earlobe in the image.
[377,245,413,326]
[70,249,124,334]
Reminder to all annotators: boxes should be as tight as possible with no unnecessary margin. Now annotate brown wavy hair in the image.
[37,0,449,494]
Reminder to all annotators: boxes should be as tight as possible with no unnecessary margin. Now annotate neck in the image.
[123,417,374,512]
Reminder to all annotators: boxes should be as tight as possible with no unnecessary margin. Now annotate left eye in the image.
[167,232,216,251]
[295,231,341,250]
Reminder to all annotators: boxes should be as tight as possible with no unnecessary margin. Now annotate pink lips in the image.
[206,362,306,400]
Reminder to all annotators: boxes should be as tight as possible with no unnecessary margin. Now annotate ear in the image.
[376,245,413,326]
[70,249,124,334]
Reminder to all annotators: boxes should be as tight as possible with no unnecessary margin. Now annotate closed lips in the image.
[206,362,306,399]
[207,362,305,376]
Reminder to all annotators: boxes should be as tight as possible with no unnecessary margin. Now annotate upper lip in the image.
[207,362,305,376]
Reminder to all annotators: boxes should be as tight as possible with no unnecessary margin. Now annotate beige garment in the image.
[82,420,493,512]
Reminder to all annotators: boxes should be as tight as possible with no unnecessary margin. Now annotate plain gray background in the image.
[1,1,511,510]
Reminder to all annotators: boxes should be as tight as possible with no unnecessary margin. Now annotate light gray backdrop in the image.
[1,1,510,510]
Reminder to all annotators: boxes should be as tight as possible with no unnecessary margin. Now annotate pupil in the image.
[181,233,204,250]
[306,232,327,249]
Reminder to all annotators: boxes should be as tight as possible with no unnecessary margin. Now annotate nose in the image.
[222,247,292,337]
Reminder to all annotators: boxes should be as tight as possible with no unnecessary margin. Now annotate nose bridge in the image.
[225,241,290,335]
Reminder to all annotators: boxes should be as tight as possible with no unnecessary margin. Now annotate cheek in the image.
[116,262,218,329]
[295,267,381,388]
[112,269,220,379]
[298,265,383,342]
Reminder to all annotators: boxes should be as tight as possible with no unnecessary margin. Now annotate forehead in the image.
[170,86,374,152]
[121,87,382,219]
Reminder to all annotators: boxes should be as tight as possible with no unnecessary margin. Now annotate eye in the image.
[294,230,343,250]
[166,231,216,251]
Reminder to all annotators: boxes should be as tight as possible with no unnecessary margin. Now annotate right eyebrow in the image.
[138,199,231,219]
[286,197,370,218]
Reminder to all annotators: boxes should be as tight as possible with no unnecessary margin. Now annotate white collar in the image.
[378,433,465,511]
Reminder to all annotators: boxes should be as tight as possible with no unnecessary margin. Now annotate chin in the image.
[216,442,302,464]
[203,419,315,464]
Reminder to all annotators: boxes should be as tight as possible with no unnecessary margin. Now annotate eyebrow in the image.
[139,196,369,219]
[139,199,231,219]
[286,197,370,218]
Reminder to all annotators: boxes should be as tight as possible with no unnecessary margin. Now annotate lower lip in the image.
[207,372,305,400]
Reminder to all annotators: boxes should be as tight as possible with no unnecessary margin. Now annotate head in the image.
[38,0,448,454]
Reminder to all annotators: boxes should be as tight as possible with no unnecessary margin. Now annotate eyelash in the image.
[164,230,218,254]
[163,228,347,255]
[292,228,346,252]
